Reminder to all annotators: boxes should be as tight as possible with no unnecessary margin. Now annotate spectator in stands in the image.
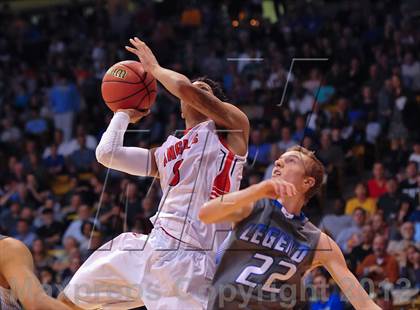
[388,221,418,264]
[43,144,66,176]
[319,198,352,240]
[377,177,412,222]
[1,118,22,143]
[356,235,399,284]
[408,141,420,169]
[383,138,410,175]
[62,205,95,244]
[0,202,20,234]
[367,162,387,198]
[400,162,419,199]
[336,207,366,254]
[61,194,83,226]
[347,224,374,272]
[49,73,80,142]
[248,128,271,166]
[345,182,377,215]
[317,131,344,194]
[31,238,55,272]
[36,208,63,248]
[13,218,37,247]
[68,134,96,173]
[309,272,344,310]
[277,126,297,151]
[400,245,420,289]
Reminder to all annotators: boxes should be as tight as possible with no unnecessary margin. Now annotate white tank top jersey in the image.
[151,120,246,252]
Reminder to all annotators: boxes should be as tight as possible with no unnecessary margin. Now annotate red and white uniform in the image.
[64,115,246,310]
[153,120,245,251]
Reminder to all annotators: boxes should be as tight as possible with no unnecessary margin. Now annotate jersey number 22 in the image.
[236,253,297,293]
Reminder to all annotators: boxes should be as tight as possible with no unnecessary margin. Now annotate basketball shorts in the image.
[63,228,214,309]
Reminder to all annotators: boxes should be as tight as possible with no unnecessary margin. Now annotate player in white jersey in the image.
[59,37,250,310]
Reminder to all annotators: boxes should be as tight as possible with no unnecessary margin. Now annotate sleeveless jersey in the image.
[151,120,246,252]
[0,235,23,310]
[208,199,321,310]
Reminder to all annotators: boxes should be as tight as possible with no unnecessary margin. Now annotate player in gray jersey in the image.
[199,146,381,310]
[0,234,70,310]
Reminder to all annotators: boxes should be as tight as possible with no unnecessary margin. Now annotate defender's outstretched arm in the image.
[0,238,72,310]
[199,178,296,224]
[315,234,381,310]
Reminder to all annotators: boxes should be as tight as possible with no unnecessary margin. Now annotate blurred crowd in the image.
[0,0,419,308]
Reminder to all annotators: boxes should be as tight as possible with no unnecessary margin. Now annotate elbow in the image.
[95,145,112,167]
[198,205,212,224]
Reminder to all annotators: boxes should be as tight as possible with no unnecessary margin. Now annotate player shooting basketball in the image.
[59,37,249,309]
[199,146,381,309]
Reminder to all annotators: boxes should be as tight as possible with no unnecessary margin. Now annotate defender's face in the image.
[272,151,312,195]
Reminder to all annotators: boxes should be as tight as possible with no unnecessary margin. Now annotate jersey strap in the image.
[272,200,306,221]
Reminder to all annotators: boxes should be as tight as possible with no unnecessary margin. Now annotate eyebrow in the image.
[280,154,301,161]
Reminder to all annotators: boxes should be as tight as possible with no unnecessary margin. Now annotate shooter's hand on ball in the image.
[116,108,150,124]
[125,37,159,75]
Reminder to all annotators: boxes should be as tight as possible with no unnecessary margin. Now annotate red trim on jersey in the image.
[183,127,192,135]
[210,149,235,199]
[217,133,235,154]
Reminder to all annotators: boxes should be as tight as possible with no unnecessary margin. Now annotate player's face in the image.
[272,151,314,197]
[180,81,213,120]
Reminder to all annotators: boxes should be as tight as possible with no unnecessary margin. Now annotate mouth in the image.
[272,169,282,177]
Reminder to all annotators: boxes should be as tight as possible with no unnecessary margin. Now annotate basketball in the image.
[101,60,157,112]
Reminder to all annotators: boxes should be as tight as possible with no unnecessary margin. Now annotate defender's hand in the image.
[116,108,150,124]
[258,178,297,200]
[125,37,159,75]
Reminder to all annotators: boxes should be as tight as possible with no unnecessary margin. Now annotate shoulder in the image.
[253,198,272,210]
[0,237,32,268]
[313,232,340,265]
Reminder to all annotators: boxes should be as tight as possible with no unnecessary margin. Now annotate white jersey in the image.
[151,120,246,251]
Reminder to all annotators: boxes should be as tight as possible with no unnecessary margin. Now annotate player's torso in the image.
[209,199,321,310]
[152,120,246,250]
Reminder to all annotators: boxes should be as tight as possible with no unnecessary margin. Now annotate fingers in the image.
[125,46,139,55]
[138,109,151,116]
[271,179,297,199]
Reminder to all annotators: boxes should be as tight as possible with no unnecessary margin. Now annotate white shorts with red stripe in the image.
[63,228,213,310]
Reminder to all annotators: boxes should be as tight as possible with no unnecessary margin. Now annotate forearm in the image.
[199,184,263,224]
[334,271,380,309]
[96,112,155,176]
[151,66,190,99]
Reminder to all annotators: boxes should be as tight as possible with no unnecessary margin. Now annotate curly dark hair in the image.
[192,76,228,102]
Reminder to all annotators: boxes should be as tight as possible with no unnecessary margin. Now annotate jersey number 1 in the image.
[169,159,183,186]
[236,253,297,293]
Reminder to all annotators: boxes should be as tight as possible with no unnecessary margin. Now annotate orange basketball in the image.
[101,60,157,112]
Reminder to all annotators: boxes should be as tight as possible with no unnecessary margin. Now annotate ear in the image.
[303,176,315,190]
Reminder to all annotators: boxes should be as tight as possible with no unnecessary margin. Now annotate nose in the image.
[275,158,284,168]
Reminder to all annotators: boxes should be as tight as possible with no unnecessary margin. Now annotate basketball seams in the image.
[119,63,146,83]
[107,78,155,105]
[102,80,144,85]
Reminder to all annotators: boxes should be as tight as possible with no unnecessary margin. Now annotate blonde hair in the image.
[286,145,325,202]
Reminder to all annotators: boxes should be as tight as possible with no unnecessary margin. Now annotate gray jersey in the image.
[208,199,321,310]
[0,234,23,310]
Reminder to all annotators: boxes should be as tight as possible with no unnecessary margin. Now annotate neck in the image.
[279,196,305,215]
[185,116,208,130]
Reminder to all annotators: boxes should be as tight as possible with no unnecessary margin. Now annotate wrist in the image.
[149,64,161,77]
[253,182,268,200]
